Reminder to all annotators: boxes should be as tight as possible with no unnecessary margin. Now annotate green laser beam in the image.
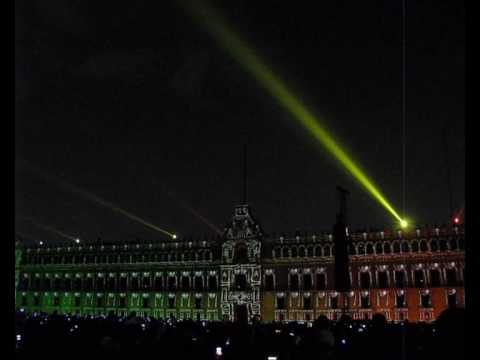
[20,160,177,239]
[182,1,405,223]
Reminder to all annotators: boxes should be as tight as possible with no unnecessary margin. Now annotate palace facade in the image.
[15,204,465,322]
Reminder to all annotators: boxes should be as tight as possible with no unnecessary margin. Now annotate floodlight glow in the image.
[182,1,406,223]
[75,238,81,244]
[454,217,459,224]
[400,220,408,228]
[172,234,177,239]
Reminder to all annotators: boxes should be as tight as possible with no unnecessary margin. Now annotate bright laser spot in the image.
[182,1,405,223]
[19,216,76,241]
[400,220,408,228]
[20,160,176,239]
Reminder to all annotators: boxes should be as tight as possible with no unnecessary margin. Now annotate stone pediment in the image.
[224,204,263,240]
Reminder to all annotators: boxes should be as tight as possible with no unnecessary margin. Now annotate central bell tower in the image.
[220,204,263,321]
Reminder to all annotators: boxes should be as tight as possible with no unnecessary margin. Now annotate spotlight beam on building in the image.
[18,216,77,242]
[181,1,406,224]
[19,160,177,239]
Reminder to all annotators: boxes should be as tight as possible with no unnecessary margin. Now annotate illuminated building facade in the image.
[15,204,465,323]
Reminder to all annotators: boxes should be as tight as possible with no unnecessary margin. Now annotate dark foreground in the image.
[15,308,464,360]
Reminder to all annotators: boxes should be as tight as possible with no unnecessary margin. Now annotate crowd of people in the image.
[15,308,464,359]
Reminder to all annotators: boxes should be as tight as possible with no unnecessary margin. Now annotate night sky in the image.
[15,0,465,245]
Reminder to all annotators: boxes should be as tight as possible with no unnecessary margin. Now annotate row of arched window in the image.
[272,238,463,259]
[23,251,215,265]
[18,274,219,292]
[262,266,462,291]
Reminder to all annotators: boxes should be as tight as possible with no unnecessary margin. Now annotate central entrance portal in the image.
[234,304,249,323]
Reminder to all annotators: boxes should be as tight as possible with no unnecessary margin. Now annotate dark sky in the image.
[15,0,465,245]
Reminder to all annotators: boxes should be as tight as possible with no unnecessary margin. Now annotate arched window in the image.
[420,240,429,252]
[324,246,331,257]
[119,277,127,291]
[448,239,457,251]
[74,278,82,291]
[383,243,391,254]
[316,273,326,290]
[290,274,299,291]
[291,247,298,258]
[366,243,374,255]
[193,276,203,291]
[83,278,93,291]
[430,240,439,252]
[208,276,217,291]
[349,244,357,255]
[97,277,106,291]
[401,242,410,253]
[315,246,322,257]
[421,293,431,308]
[411,241,419,252]
[394,271,405,288]
[429,269,441,287]
[446,269,457,286]
[154,276,163,291]
[307,247,314,257]
[360,272,371,289]
[303,273,312,290]
[167,276,176,291]
[107,277,116,291]
[63,278,71,291]
[54,278,63,291]
[282,247,289,258]
[181,276,190,291]
[143,276,151,290]
[414,270,425,287]
[357,243,365,255]
[378,271,389,288]
[393,242,401,253]
[376,243,383,254]
[299,247,305,258]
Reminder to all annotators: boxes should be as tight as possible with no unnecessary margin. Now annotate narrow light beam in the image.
[20,160,176,239]
[162,186,223,235]
[18,216,77,241]
[182,1,406,223]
